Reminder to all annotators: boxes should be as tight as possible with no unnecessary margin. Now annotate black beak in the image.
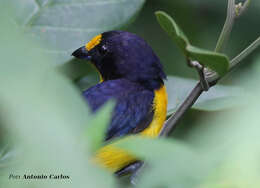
[71,46,92,60]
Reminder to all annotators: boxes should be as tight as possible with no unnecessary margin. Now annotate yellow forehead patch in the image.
[85,34,102,51]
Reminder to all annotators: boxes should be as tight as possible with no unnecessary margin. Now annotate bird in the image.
[72,31,168,173]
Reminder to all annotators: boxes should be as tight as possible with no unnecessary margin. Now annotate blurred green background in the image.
[0,0,259,187]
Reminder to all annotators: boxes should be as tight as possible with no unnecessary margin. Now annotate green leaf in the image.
[155,11,190,55]
[166,76,246,115]
[186,45,229,76]
[156,11,229,76]
[86,100,115,152]
[11,0,145,66]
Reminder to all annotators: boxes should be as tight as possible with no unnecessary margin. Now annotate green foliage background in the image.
[0,0,259,187]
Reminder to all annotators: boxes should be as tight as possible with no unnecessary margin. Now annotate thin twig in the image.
[230,37,260,71]
[215,0,236,53]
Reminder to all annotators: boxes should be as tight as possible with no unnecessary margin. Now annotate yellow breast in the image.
[141,85,168,137]
[94,85,168,172]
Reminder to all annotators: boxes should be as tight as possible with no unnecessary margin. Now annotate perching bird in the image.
[72,31,168,173]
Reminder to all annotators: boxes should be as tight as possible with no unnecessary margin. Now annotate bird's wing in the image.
[83,79,154,141]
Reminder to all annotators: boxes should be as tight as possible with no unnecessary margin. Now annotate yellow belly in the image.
[94,85,168,172]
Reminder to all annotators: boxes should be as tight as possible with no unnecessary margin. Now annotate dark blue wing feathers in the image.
[83,79,154,140]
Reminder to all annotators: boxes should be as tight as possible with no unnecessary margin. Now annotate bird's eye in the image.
[99,45,108,55]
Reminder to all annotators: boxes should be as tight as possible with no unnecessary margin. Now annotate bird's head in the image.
[72,31,166,89]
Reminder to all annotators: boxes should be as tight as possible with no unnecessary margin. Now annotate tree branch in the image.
[159,82,203,136]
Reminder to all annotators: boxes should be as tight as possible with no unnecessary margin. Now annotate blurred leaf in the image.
[155,11,190,55]
[166,76,246,115]
[186,45,229,76]
[199,56,260,187]
[174,56,260,186]
[11,0,145,66]
[186,102,260,187]
[113,136,202,188]
[86,100,115,152]
[0,7,116,188]
[113,136,193,164]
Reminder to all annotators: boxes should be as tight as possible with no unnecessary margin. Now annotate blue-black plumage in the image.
[72,31,168,171]
[83,79,154,140]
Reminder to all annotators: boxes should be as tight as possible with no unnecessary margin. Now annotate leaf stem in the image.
[215,0,236,53]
